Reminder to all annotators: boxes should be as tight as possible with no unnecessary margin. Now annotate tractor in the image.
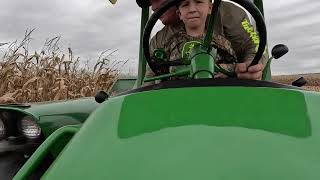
[9,0,320,179]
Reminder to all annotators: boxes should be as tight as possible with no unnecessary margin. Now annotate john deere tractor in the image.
[10,0,320,179]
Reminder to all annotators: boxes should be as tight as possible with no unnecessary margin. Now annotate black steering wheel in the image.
[143,0,267,76]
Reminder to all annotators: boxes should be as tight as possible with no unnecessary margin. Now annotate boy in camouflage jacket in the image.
[142,0,267,82]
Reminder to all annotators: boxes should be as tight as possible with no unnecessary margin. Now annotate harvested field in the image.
[272,73,320,92]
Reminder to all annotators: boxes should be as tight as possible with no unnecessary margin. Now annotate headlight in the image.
[0,119,6,140]
[20,116,41,139]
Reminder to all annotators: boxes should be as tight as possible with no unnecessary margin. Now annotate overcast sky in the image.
[0,0,320,75]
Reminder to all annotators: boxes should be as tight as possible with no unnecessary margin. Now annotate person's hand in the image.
[214,72,228,78]
[214,64,234,79]
[235,61,263,80]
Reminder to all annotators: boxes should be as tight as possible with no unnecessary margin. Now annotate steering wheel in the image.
[143,0,267,77]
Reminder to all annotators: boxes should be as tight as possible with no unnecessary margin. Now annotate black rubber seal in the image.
[119,78,300,96]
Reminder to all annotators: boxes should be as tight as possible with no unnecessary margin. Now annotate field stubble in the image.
[272,74,320,92]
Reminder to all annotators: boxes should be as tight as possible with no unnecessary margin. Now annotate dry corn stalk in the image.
[0,30,123,103]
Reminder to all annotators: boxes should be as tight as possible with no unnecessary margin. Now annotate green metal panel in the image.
[137,7,149,87]
[14,125,80,180]
[262,57,272,80]
[31,87,320,179]
[0,98,97,120]
[25,98,98,119]
[190,45,216,79]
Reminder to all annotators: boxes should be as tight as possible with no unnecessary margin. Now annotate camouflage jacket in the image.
[146,1,267,79]
[151,23,237,63]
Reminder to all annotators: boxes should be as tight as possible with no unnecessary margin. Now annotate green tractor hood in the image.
[16,82,320,179]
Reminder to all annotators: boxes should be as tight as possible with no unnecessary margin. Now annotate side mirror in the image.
[292,77,307,87]
[262,44,289,81]
[271,44,289,59]
[95,91,109,103]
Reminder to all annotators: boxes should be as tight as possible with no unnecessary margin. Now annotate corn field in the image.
[1,30,319,104]
[0,30,122,104]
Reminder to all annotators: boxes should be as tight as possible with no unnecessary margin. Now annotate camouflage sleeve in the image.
[145,35,157,79]
[144,26,175,86]
[143,36,156,86]
[150,33,158,56]
[144,30,164,86]
[219,2,268,65]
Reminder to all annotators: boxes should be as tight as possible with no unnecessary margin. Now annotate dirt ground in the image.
[272,73,320,91]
